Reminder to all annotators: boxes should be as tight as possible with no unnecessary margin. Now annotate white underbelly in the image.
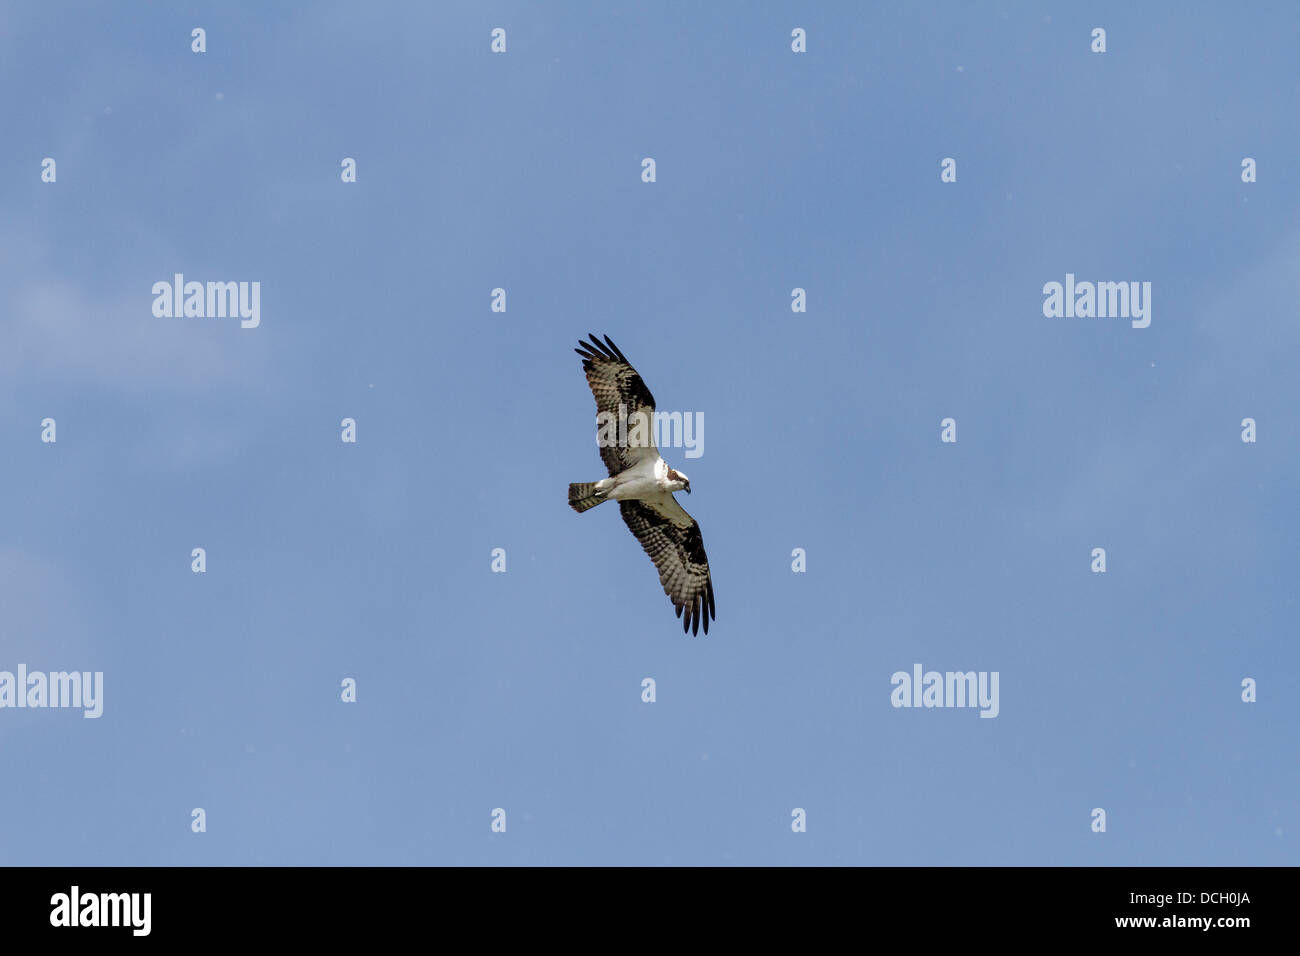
[608,475,658,500]
[606,459,662,500]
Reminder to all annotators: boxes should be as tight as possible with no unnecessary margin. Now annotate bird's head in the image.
[667,468,691,494]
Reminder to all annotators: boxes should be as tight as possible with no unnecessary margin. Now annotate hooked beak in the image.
[685,483,692,494]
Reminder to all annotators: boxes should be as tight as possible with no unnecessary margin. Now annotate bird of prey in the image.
[568,334,716,635]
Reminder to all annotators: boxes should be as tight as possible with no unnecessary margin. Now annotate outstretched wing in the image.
[619,494,716,635]
[575,333,658,478]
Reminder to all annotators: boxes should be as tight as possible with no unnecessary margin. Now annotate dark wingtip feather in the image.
[603,335,628,363]
[583,336,605,360]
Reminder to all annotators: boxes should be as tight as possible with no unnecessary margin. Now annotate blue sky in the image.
[1,1,1296,865]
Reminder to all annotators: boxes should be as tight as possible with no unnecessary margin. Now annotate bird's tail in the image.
[568,482,606,513]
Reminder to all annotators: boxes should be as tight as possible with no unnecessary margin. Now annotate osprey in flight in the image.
[568,334,716,635]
